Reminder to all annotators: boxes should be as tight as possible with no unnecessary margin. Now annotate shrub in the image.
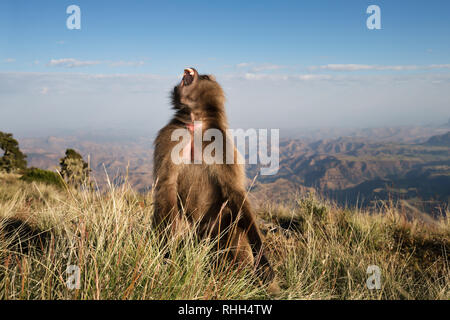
[20,167,64,189]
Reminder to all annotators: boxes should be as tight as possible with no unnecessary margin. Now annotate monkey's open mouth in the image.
[182,68,195,86]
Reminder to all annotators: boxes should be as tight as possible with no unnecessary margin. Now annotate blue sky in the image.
[1,0,450,135]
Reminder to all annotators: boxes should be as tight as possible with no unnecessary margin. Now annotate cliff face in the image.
[425,131,450,146]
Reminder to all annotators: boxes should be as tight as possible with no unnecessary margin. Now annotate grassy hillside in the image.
[0,172,449,300]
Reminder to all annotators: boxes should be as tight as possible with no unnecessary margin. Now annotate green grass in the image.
[20,167,64,189]
[0,173,448,300]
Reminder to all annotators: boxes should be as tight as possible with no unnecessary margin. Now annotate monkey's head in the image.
[172,68,225,113]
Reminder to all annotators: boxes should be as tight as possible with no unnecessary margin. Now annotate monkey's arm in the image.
[213,164,274,281]
[152,127,183,232]
[152,165,179,230]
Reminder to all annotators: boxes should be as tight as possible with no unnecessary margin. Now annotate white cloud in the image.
[251,64,286,72]
[3,58,16,63]
[310,64,450,72]
[47,58,101,68]
[0,71,172,96]
[429,64,450,69]
[236,62,251,68]
[109,60,145,67]
[221,70,450,89]
[243,73,288,80]
[228,73,332,82]
[294,74,332,81]
[47,58,146,68]
[1,71,449,134]
[235,62,286,72]
[0,71,175,133]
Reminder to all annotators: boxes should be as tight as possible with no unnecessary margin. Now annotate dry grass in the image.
[0,173,448,300]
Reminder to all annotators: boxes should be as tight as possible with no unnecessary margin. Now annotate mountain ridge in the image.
[17,127,450,215]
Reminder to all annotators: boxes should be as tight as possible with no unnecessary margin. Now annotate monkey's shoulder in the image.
[154,123,186,144]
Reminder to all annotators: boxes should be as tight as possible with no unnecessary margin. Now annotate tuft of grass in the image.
[0,174,266,299]
[0,173,448,300]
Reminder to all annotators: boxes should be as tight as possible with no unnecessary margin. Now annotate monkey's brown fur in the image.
[152,68,278,293]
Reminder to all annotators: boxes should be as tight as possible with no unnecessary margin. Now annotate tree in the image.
[0,131,27,173]
[59,148,90,188]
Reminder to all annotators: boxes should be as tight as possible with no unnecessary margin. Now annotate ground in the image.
[0,172,448,299]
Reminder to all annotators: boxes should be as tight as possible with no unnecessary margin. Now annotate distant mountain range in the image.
[250,131,450,215]
[20,135,154,191]
[18,125,449,215]
[425,131,450,146]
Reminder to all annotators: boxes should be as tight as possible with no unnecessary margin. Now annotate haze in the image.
[1,1,449,137]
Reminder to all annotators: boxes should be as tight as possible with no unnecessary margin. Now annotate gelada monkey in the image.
[152,68,279,294]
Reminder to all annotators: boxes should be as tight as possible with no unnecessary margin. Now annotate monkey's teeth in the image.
[186,68,194,76]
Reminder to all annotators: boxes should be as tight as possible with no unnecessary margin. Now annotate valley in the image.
[18,126,450,215]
